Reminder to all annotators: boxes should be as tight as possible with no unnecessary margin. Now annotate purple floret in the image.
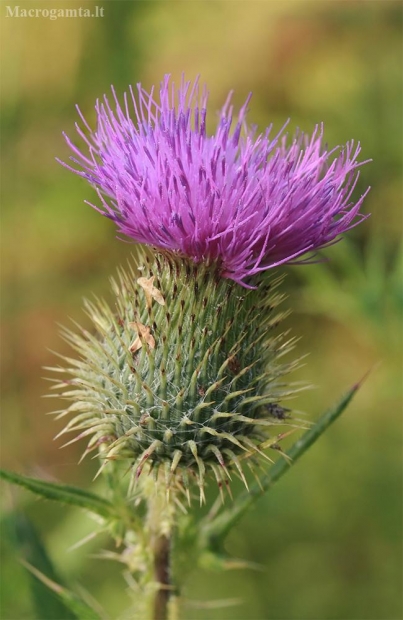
[59,74,370,286]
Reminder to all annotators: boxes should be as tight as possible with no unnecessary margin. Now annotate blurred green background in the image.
[1,1,402,619]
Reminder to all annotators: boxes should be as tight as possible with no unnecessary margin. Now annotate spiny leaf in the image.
[0,469,117,520]
[201,378,365,547]
[3,512,76,619]
[22,561,101,620]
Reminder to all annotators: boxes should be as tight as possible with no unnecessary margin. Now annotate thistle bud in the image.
[52,253,295,501]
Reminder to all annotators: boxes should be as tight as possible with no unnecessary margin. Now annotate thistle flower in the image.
[60,74,369,287]
[54,75,370,502]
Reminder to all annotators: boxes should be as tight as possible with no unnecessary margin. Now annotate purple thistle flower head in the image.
[60,74,370,287]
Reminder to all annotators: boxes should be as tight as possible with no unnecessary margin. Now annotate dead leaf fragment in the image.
[128,321,156,353]
[137,276,165,307]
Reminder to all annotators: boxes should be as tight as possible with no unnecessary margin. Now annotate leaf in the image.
[17,515,76,619]
[1,512,76,619]
[0,469,117,520]
[201,377,365,547]
[22,561,101,620]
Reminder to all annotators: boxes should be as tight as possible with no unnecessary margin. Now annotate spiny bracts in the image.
[49,253,300,502]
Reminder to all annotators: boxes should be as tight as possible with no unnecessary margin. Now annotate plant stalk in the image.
[153,534,171,620]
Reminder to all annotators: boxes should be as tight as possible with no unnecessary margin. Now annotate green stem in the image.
[153,534,171,620]
[144,477,179,620]
[202,380,363,547]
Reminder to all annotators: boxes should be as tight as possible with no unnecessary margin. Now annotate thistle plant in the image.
[1,75,370,620]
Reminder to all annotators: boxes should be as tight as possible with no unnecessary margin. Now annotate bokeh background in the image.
[1,1,402,619]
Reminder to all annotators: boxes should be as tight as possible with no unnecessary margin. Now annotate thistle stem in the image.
[153,534,171,620]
